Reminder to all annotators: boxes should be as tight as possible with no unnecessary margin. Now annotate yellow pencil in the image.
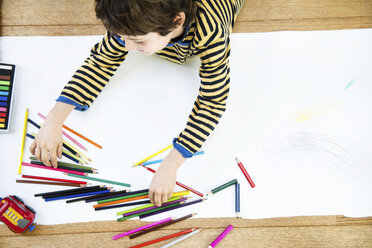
[18,107,28,174]
[132,144,173,167]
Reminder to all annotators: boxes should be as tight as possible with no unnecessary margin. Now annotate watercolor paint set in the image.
[0,63,16,133]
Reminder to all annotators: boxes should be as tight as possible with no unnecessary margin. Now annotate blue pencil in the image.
[142,151,205,166]
[45,190,111,202]
[235,182,240,218]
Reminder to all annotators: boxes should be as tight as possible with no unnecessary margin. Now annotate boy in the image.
[30,0,245,206]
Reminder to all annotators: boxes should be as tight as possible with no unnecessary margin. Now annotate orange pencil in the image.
[93,195,148,208]
[39,113,102,149]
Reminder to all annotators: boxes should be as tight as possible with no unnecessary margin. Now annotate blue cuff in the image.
[173,138,193,158]
[56,96,88,111]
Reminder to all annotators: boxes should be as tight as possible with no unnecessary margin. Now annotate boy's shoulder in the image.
[193,0,236,46]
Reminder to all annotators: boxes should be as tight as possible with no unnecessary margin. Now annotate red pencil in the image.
[235,158,255,188]
[129,228,194,248]
[22,174,87,185]
[141,165,204,197]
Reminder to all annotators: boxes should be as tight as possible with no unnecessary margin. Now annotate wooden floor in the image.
[1,0,372,247]
[1,0,372,36]
[1,216,372,248]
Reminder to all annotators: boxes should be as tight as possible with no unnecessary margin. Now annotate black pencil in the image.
[34,185,103,197]
[30,160,93,174]
[42,187,109,199]
[94,200,151,211]
[86,188,149,202]
[66,190,127,203]
[129,213,196,239]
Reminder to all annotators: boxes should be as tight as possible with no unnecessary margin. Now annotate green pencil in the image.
[66,173,131,187]
[98,192,148,204]
[116,196,181,216]
[117,202,182,222]
[29,156,95,171]
[207,179,238,196]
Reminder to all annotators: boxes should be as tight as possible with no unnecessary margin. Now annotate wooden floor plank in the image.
[1,0,372,36]
[1,225,371,248]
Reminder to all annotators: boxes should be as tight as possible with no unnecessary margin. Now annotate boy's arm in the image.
[57,32,128,110]
[174,27,230,157]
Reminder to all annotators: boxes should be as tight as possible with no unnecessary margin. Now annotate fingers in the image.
[34,146,41,162]
[57,143,63,159]
[149,190,154,205]
[30,140,37,155]
[161,193,168,205]
[41,147,51,167]
[153,192,162,207]
[50,149,58,168]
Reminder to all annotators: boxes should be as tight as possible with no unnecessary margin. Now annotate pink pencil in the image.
[21,162,86,176]
[37,113,87,151]
[112,217,172,240]
[209,225,234,248]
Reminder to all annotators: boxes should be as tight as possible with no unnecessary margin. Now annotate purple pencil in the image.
[112,217,172,240]
[122,197,187,217]
[139,198,206,219]
[208,225,234,248]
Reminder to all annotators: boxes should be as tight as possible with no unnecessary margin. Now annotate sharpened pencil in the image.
[34,185,103,197]
[16,179,84,187]
[18,108,28,174]
[160,228,201,248]
[132,144,173,167]
[65,173,130,187]
[129,213,196,239]
[22,174,87,184]
[129,229,195,248]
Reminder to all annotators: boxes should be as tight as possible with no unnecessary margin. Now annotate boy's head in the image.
[95,0,194,55]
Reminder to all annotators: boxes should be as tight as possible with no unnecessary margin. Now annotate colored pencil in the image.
[207,179,237,196]
[116,196,182,216]
[129,228,195,248]
[98,192,149,204]
[27,118,91,161]
[132,144,173,167]
[26,133,81,164]
[93,195,149,208]
[129,213,196,239]
[35,185,103,197]
[235,183,240,218]
[112,217,172,240]
[29,156,95,171]
[160,228,201,248]
[30,160,93,173]
[16,179,84,187]
[65,173,130,187]
[45,190,111,202]
[235,158,255,188]
[18,107,28,174]
[117,202,182,221]
[42,187,109,199]
[121,197,186,218]
[97,190,188,205]
[66,190,128,203]
[141,165,204,197]
[139,198,204,219]
[37,113,88,151]
[86,189,148,203]
[22,162,86,176]
[95,200,151,211]
[22,174,87,184]
[208,225,234,248]
[141,151,204,166]
[38,112,102,149]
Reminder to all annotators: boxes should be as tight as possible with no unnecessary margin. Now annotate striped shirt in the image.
[57,0,245,157]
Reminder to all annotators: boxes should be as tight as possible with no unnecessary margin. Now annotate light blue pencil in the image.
[160,229,202,248]
[142,151,205,166]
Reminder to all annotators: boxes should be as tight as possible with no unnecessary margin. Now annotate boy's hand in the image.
[149,148,186,207]
[29,102,75,168]
[29,117,63,168]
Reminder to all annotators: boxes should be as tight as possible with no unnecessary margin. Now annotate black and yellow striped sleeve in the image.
[174,0,235,156]
[57,32,128,110]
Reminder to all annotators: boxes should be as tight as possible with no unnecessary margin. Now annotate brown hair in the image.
[95,0,194,36]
